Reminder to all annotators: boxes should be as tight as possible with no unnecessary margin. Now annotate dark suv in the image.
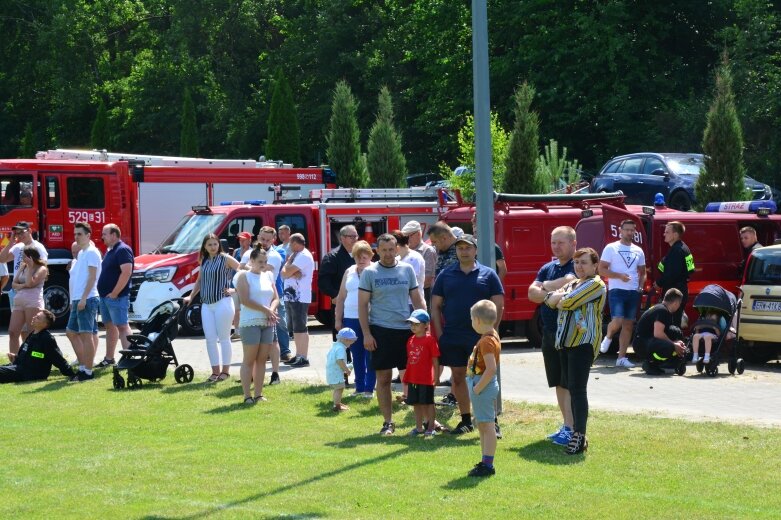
[590,152,772,210]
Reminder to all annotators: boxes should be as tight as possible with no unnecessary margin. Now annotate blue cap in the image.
[336,327,358,341]
[406,309,430,324]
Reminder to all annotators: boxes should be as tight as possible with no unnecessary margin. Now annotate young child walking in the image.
[466,300,501,477]
[326,327,357,412]
[403,309,440,438]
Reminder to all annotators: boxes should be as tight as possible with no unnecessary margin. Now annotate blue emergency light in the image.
[704,200,777,214]
[218,200,266,206]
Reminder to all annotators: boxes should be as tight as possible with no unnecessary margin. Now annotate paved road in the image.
[29,322,781,427]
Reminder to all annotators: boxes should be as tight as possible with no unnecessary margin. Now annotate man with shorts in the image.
[281,233,314,367]
[431,234,503,435]
[359,233,426,435]
[598,219,646,368]
[95,224,134,368]
[634,289,686,375]
[68,222,102,382]
[527,226,577,445]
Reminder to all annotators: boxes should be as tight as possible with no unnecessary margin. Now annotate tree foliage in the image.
[18,123,35,158]
[90,99,109,150]
[266,68,301,165]
[367,87,406,188]
[535,140,581,194]
[695,54,749,208]
[179,87,199,157]
[327,81,364,188]
[503,82,540,194]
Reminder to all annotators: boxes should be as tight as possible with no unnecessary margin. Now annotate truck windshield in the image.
[155,213,226,254]
[746,249,781,285]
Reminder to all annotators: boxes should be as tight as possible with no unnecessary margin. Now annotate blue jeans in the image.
[344,317,375,393]
[99,294,130,325]
[66,297,100,333]
[276,301,291,356]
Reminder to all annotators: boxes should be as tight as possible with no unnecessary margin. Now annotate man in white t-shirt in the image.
[281,233,315,367]
[394,230,425,302]
[67,222,102,382]
[598,219,646,368]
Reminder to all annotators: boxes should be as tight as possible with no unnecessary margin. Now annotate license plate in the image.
[752,300,781,312]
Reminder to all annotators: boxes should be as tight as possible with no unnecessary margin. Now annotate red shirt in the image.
[404,334,440,385]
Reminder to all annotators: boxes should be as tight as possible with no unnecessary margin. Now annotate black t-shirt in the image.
[636,303,672,341]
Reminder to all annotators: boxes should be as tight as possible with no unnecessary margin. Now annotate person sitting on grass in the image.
[326,328,357,412]
[404,309,441,438]
[0,309,76,383]
[465,299,502,477]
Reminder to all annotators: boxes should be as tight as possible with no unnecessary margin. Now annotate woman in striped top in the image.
[545,247,606,455]
[184,234,241,382]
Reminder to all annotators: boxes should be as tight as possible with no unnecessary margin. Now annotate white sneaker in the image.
[691,355,700,364]
[599,337,612,354]
[615,357,635,368]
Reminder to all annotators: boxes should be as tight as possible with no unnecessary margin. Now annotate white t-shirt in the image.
[0,262,8,277]
[240,248,282,280]
[398,249,425,300]
[283,247,314,303]
[71,245,102,300]
[10,240,48,276]
[600,241,645,290]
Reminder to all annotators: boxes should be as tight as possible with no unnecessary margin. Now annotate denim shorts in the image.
[67,297,100,333]
[608,288,641,320]
[99,294,130,325]
[467,374,499,423]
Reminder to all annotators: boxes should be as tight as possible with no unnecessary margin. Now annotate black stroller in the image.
[678,284,744,377]
[112,300,194,389]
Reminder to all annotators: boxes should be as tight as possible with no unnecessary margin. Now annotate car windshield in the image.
[667,157,703,175]
[746,249,781,285]
[155,213,226,254]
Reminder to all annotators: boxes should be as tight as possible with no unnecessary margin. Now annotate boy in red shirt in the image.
[404,309,440,438]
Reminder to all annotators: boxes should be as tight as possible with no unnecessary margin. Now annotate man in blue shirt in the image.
[431,234,504,435]
[95,224,134,368]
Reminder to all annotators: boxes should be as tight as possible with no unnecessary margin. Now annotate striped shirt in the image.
[554,276,606,356]
[199,254,233,305]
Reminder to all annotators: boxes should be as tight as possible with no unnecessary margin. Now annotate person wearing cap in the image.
[234,231,254,263]
[0,221,48,354]
[402,220,437,302]
[326,327,357,412]
[431,234,504,435]
[404,309,441,438]
[95,224,134,368]
[426,221,459,276]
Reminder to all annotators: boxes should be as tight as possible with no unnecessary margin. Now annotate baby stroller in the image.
[678,284,744,377]
[112,299,194,389]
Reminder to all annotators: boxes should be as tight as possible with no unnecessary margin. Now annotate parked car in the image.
[406,172,443,187]
[590,153,773,211]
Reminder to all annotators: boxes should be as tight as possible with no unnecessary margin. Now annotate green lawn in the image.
[2,367,780,519]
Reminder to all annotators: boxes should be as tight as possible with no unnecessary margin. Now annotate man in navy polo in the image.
[431,234,504,435]
[95,223,134,368]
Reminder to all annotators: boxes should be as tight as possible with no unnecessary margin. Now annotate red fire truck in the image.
[0,149,335,325]
[130,187,452,334]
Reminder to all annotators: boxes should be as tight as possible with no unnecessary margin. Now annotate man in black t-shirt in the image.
[634,288,686,375]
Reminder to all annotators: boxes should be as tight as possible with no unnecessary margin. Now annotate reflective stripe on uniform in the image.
[31,351,44,359]
[657,261,665,272]
[652,352,667,361]
[685,254,695,272]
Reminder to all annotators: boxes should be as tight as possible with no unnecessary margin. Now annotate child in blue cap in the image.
[327,327,357,411]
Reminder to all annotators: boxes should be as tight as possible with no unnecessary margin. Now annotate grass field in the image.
[2,367,781,519]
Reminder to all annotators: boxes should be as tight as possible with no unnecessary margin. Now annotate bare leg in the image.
[426,404,436,432]
[7,310,25,355]
[617,319,635,358]
[414,405,424,431]
[605,318,622,343]
[376,368,393,423]
[478,421,497,457]
[269,341,280,372]
[294,332,309,358]
[80,333,96,370]
[254,343,271,398]
[450,366,471,415]
[241,344,259,398]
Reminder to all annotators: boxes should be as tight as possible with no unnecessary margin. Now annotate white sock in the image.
[84,369,93,375]
[703,355,710,363]
[79,365,85,372]
[691,355,699,362]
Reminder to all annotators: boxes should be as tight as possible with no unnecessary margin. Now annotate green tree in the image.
[180,87,199,157]
[695,53,749,209]
[326,80,363,187]
[535,140,581,193]
[18,123,35,158]
[266,68,301,165]
[90,98,109,150]
[367,87,406,187]
[503,82,540,193]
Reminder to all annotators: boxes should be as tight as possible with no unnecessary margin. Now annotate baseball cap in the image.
[455,234,477,247]
[336,327,358,341]
[11,221,30,231]
[401,220,422,235]
[237,231,252,240]
[406,309,430,324]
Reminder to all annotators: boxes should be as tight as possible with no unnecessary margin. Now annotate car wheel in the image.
[43,271,70,329]
[669,191,692,211]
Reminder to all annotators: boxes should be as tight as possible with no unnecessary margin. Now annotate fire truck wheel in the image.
[179,302,203,336]
[43,272,71,328]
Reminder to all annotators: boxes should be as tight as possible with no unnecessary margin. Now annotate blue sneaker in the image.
[547,425,564,440]
[551,426,573,446]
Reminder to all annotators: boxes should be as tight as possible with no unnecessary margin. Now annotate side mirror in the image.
[650,168,668,177]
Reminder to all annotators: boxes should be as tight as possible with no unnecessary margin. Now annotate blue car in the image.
[590,152,772,210]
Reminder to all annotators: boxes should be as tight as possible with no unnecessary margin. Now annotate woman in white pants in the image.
[184,234,241,382]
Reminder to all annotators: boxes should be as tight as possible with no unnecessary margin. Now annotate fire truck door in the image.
[40,175,67,249]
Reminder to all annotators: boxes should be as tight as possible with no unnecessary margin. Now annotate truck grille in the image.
[129,273,145,310]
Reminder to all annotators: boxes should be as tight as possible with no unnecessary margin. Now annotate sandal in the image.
[243,397,255,405]
[217,372,230,381]
[332,403,349,412]
[254,395,267,403]
[206,374,220,383]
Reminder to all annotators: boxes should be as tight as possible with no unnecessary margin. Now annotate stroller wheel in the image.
[127,375,143,389]
[706,365,718,377]
[675,362,686,376]
[696,360,704,374]
[175,364,195,384]
[728,358,737,375]
[113,374,125,390]
[736,358,745,375]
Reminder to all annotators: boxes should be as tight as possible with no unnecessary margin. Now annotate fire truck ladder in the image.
[35,149,293,169]
[492,191,627,212]
[311,187,445,203]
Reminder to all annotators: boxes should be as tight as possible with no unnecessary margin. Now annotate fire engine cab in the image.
[0,149,335,325]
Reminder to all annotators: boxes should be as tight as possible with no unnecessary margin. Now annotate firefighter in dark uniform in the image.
[634,289,686,375]
[0,309,76,383]
[654,221,694,328]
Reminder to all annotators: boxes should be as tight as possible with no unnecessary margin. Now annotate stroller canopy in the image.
[692,284,737,317]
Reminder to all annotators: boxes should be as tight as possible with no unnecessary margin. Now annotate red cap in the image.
[237,231,252,240]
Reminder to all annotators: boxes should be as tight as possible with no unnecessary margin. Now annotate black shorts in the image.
[285,301,309,334]
[369,325,410,371]
[439,342,473,368]
[406,383,435,405]
[541,331,562,388]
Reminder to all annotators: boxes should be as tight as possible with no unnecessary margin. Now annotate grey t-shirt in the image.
[359,261,418,330]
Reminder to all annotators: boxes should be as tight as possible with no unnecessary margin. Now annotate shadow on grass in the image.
[22,379,70,393]
[141,448,406,520]
[512,439,585,466]
[159,382,211,394]
[289,384,330,395]
[442,474,488,489]
[326,430,477,450]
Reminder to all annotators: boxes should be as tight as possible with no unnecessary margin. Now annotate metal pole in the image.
[472,0,501,414]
